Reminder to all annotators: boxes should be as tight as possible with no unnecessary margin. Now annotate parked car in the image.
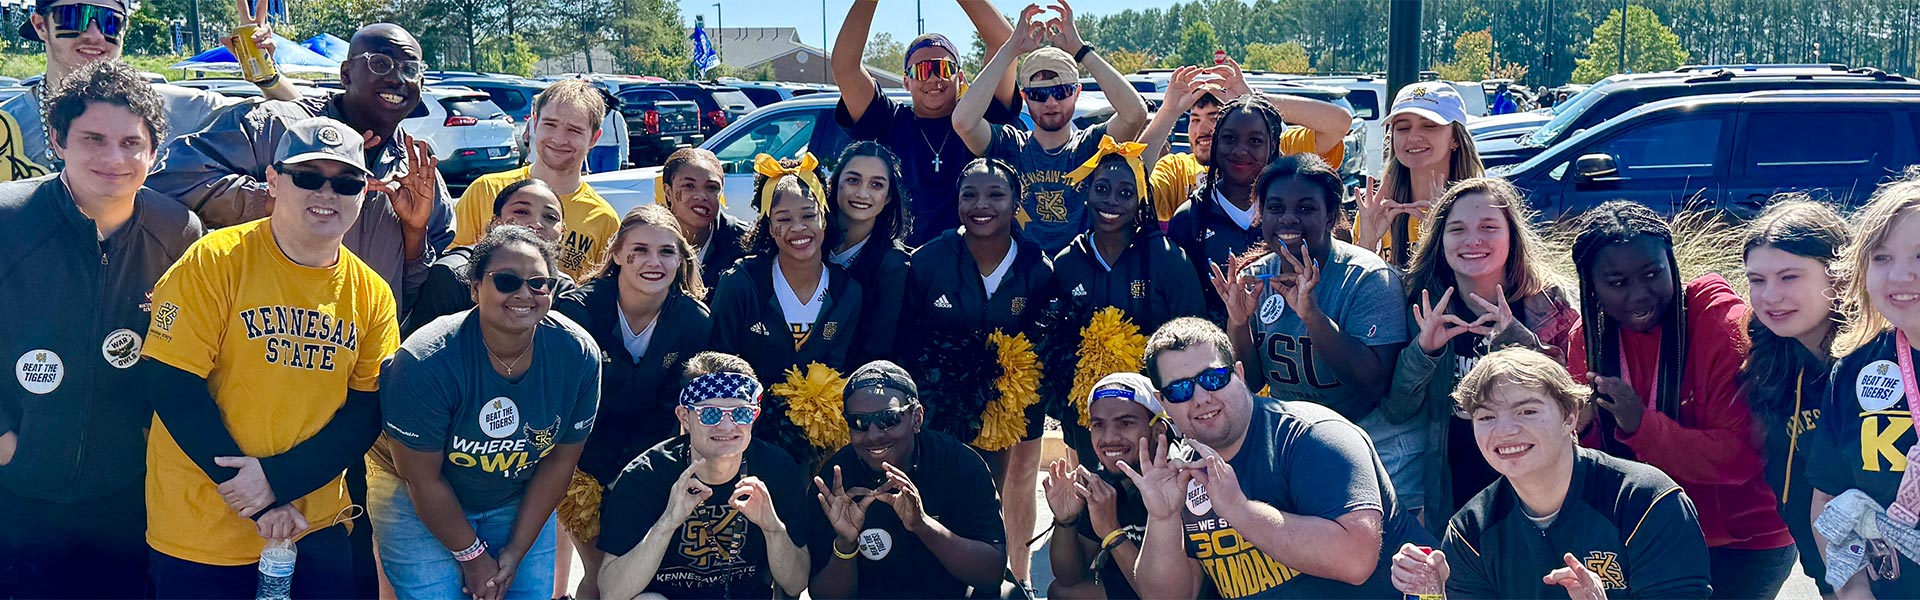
[1468,109,1554,143]
[649,82,758,137]
[614,87,703,167]
[400,87,518,188]
[723,81,836,107]
[435,77,549,152]
[1479,65,1920,169]
[1263,74,1486,177]
[1493,89,1920,222]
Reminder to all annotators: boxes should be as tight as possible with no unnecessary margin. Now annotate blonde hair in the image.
[533,79,609,132]
[1836,169,1920,355]
[594,204,707,299]
[1453,347,1591,418]
[1382,121,1485,205]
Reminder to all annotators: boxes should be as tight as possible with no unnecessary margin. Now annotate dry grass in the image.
[1538,210,1749,297]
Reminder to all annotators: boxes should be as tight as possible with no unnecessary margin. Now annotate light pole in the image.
[823,0,829,83]
[714,2,724,60]
[917,0,924,35]
[1617,0,1628,74]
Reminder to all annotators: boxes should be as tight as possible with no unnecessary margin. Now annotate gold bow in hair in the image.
[753,153,827,215]
[1064,136,1148,196]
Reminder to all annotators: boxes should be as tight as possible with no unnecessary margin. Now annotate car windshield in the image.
[444,96,507,120]
[711,90,756,111]
[1526,85,1606,146]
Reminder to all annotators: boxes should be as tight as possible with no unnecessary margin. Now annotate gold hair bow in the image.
[1064,136,1148,197]
[753,153,827,215]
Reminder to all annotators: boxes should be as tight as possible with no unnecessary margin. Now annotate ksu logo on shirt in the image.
[240,305,362,372]
[1584,551,1627,590]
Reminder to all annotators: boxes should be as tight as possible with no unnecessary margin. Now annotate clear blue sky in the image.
[679,0,1174,49]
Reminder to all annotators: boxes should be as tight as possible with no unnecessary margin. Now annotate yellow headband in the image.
[1064,136,1148,197]
[753,153,827,215]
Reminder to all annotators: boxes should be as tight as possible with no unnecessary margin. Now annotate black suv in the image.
[1480,65,1920,168]
[650,83,758,137]
[1495,89,1920,222]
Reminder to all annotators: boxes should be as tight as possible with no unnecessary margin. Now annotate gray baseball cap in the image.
[274,117,369,176]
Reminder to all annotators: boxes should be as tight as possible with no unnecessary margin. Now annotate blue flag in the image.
[691,24,719,76]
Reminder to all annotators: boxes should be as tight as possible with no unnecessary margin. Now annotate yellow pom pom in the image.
[976,331,1043,451]
[556,469,603,540]
[1070,307,1148,427]
[771,362,850,450]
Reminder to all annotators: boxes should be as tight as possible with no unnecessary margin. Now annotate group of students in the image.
[7,2,1920,600]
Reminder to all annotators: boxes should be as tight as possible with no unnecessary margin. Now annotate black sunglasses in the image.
[845,405,915,432]
[1022,83,1079,103]
[1160,366,1234,404]
[49,3,122,41]
[279,167,367,196]
[484,271,558,295]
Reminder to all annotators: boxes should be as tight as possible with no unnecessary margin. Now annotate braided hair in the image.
[1737,197,1848,428]
[1197,94,1286,226]
[1572,201,1686,439]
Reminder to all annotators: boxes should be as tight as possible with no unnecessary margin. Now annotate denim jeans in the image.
[149,524,352,599]
[366,468,556,600]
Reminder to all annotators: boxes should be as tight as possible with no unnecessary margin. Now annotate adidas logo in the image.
[1071,284,1087,297]
[750,322,769,336]
[934,295,953,309]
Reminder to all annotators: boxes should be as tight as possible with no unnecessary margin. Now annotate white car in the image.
[400,87,519,187]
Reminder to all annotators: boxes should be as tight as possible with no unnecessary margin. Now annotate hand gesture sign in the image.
[1465,285,1518,340]
[1184,440,1247,515]
[730,475,782,530]
[1116,434,1189,520]
[1588,374,1646,434]
[1204,56,1253,99]
[1272,239,1322,320]
[1391,544,1451,597]
[1007,4,1049,56]
[1413,287,1494,353]
[1043,0,1086,54]
[665,458,715,522]
[1165,66,1205,114]
[1208,253,1270,328]
[815,465,876,545]
[1543,552,1610,600]
[366,137,440,235]
[1082,470,1121,537]
[1041,459,1087,524]
[874,463,929,532]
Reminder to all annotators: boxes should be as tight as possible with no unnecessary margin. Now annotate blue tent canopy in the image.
[302,33,349,62]
[169,34,341,74]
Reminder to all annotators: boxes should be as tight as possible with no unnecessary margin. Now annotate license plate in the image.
[660,136,679,145]
[488,147,508,158]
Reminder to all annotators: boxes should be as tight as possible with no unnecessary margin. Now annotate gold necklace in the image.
[487,339,533,377]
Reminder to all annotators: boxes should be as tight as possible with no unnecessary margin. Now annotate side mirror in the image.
[1575,153,1619,179]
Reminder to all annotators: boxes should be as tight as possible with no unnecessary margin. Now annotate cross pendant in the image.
[931,154,943,172]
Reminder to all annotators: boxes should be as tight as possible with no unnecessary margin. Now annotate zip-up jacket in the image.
[1050,230,1206,335]
[710,255,864,463]
[1164,187,1260,323]
[1444,447,1711,599]
[900,229,1055,348]
[0,175,203,502]
[698,212,753,299]
[839,238,910,366]
[555,280,712,484]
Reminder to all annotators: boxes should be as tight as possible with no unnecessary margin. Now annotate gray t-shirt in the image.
[1,79,244,171]
[986,123,1109,253]
[373,310,604,510]
[1244,241,1421,486]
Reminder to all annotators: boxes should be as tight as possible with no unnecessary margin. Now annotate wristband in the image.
[833,540,860,560]
[1074,44,1096,64]
[452,538,487,562]
[1100,528,1128,549]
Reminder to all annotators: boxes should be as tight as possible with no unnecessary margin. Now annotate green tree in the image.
[480,34,539,77]
[865,32,906,75]
[1169,20,1217,68]
[608,0,691,77]
[1106,49,1158,75]
[1571,4,1689,84]
[1242,41,1310,73]
[1435,29,1492,81]
[123,4,172,56]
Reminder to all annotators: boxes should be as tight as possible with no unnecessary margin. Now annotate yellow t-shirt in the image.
[452,166,621,280]
[1148,127,1345,223]
[142,218,400,566]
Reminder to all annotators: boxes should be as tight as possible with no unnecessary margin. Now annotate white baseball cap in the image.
[1387,81,1468,126]
[1088,372,1166,421]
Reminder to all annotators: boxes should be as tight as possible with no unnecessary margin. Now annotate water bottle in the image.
[256,539,296,600]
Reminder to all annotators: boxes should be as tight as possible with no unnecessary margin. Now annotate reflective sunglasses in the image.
[48,4,123,41]
[908,59,958,81]
[1159,366,1234,404]
[1022,83,1079,103]
[696,405,760,426]
[483,271,559,295]
[279,167,367,195]
[350,52,428,81]
[845,405,914,432]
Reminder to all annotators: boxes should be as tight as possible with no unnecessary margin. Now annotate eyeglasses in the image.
[846,405,914,432]
[1022,83,1080,103]
[696,405,760,426]
[350,52,428,81]
[907,59,958,81]
[278,167,367,196]
[484,271,558,295]
[48,4,123,42]
[1160,366,1234,404]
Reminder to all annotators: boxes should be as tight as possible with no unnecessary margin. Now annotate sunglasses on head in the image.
[695,405,760,426]
[908,59,958,81]
[1022,83,1080,103]
[278,166,367,196]
[845,405,914,432]
[350,52,428,81]
[1160,366,1234,404]
[483,271,558,295]
[48,4,123,41]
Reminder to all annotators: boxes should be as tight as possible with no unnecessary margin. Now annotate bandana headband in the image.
[753,153,827,216]
[679,372,764,407]
[1064,136,1148,197]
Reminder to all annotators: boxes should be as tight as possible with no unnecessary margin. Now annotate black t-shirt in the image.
[597,437,812,599]
[1071,470,1147,600]
[808,429,1005,599]
[1761,356,1830,590]
[835,83,1022,247]
[1178,397,1427,598]
[1445,447,1711,598]
[1810,329,1920,598]
[1448,310,1501,505]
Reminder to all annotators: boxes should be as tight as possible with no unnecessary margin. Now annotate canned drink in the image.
[232,24,279,85]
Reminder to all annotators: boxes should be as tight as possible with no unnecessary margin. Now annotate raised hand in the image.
[1414,287,1489,353]
[874,462,928,532]
[1044,0,1085,54]
[1208,254,1268,328]
[1116,434,1188,520]
[219,0,276,66]
[815,465,876,545]
[1184,440,1246,515]
[1164,66,1204,114]
[730,475,782,529]
[1588,374,1646,434]
[367,137,441,235]
[1391,543,1451,596]
[1272,239,1322,320]
[1082,467,1121,537]
[214,455,274,518]
[1543,552,1609,600]
[664,458,715,523]
[1041,459,1087,525]
[1207,56,1253,99]
[1007,4,1049,55]
[1465,285,1518,340]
